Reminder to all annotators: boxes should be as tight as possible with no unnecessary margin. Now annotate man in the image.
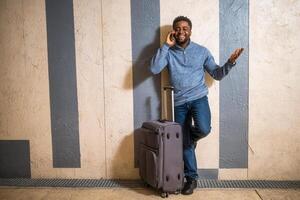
[150,16,243,195]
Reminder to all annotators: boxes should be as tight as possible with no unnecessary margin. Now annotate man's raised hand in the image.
[228,48,244,64]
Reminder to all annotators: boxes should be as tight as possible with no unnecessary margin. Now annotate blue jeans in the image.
[175,96,211,180]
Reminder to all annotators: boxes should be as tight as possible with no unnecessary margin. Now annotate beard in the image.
[175,34,190,45]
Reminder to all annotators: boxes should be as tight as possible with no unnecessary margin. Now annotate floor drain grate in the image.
[197,180,300,189]
[0,179,299,189]
[0,179,144,188]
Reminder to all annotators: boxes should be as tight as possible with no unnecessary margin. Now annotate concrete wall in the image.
[0,0,299,180]
[248,0,300,180]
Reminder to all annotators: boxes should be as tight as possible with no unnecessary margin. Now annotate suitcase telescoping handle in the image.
[162,86,175,122]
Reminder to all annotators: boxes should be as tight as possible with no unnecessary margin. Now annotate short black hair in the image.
[173,16,192,30]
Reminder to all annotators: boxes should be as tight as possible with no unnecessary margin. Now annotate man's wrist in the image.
[162,43,171,51]
[164,42,172,47]
[227,59,236,66]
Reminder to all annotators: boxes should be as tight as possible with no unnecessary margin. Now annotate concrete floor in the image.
[0,187,299,200]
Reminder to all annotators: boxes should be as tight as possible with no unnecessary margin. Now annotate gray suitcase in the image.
[134,86,184,198]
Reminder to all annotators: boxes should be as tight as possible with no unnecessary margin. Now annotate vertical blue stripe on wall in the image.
[219,0,249,168]
[131,0,161,129]
[45,0,81,168]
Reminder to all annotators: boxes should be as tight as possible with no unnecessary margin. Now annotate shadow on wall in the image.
[110,133,139,179]
[121,27,162,176]
[124,27,162,126]
[205,72,214,88]
[123,27,161,91]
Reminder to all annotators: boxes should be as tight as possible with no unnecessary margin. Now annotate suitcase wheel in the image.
[160,192,169,198]
[174,190,180,195]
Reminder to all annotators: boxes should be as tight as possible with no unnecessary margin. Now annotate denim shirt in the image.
[150,41,235,106]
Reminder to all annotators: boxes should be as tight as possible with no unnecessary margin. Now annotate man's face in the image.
[173,21,191,45]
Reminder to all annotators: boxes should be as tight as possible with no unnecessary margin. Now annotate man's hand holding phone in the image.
[166,31,176,47]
